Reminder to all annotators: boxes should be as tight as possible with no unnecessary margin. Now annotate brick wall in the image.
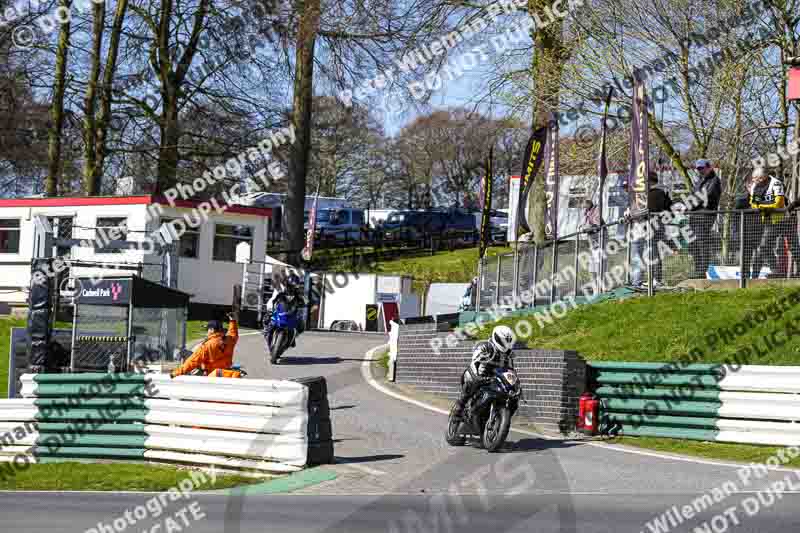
[395,322,587,435]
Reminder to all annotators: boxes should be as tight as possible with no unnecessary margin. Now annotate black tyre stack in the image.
[290,376,334,465]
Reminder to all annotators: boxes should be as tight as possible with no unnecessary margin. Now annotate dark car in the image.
[443,209,477,233]
[383,211,446,240]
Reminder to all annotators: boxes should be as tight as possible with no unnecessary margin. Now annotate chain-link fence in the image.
[71,304,129,372]
[477,209,800,311]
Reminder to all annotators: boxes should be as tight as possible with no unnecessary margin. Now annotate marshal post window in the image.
[213,224,253,262]
[160,218,200,259]
[0,219,20,254]
[95,217,128,254]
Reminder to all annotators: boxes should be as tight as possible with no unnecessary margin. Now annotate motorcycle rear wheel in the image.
[482,404,511,452]
[445,402,466,446]
[270,330,286,364]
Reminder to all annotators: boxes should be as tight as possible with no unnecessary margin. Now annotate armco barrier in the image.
[592,362,800,446]
[0,373,333,473]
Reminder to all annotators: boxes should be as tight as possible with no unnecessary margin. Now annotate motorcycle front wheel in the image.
[270,330,286,364]
[445,402,466,446]
[481,404,511,452]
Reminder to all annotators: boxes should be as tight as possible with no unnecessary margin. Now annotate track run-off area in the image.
[1,331,798,533]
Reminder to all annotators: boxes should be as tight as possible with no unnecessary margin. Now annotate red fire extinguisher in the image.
[577,392,599,435]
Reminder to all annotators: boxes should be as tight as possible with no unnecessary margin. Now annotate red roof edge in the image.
[152,196,272,217]
[0,195,154,208]
[0,194,271,217]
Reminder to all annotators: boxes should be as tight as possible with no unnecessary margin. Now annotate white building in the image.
[317,273,419,331]
[0,195,272,315]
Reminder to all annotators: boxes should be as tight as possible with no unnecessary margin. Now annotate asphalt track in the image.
[2,331,799,533]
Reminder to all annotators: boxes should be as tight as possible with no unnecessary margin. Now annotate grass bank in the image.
[477,286,800,364]
[0,317,25,399]
[0,462,263,491]
[607,437,800,468]
[369,246,511,284]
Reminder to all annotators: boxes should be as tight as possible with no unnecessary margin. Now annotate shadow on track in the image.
[276,356,371,365]
[334,454,405,465]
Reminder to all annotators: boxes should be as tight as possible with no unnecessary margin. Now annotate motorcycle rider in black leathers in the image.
[451,325,516,420]
[263,272,306,349]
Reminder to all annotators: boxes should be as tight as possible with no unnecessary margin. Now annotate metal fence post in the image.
[549,242,558,305]
[531,245,538,308]
[647,214,654,297]
[625,223,632,285]
[495,254,502,307]
[476,257,483,314]
[599,225,607,293]
[739,211,746,289]
[573,233,580,299]
[512,246,520,307]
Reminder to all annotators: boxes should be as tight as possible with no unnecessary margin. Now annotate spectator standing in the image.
[687,159,722,279]
[628,172,672,288]
[579,199,604,293]
[747,166,786,279]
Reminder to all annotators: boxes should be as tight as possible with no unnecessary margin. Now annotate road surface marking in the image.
[339,463,388,476]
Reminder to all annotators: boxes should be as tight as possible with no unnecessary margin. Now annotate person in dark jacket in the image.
[687,159,722,278]
[627,172,672,287]
[647,173,672,285]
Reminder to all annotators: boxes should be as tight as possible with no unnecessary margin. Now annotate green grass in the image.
[607,437,800,468]
[0,317,25,399]
[0,462,263,491]
[321,245,511,287]
[186,320,211,344]
[477,286,800,364]
[371,246,511,284]
[375,347,390,371]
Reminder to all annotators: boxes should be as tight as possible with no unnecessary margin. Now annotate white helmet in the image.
[490,325,515,354]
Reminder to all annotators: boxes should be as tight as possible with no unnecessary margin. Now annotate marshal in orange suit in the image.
[171,315,240,378]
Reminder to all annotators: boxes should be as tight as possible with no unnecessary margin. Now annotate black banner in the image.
[75,278,131,305]
[597,87,613,220]
[517,126,548,236]
[543,116,560,239]
[629,78,650,214]
[479,147,494,259]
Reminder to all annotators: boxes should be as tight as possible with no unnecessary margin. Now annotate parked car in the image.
[442,209,478,233]
[383,211,447,240]
[489,209,508,244]
[305,208,367,241]
[330,320,361,331]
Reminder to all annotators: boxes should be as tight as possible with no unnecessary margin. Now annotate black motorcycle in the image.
[445,362,522,452]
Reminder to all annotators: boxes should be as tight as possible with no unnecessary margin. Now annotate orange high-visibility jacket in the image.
[172,320,239,377]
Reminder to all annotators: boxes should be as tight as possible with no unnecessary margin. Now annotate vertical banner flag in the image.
[301,183,321,261]
[517,126,548,236]
[597,87,613,222]
[543,116,560,240]
[479,147,494,259]
[629,77,651,214]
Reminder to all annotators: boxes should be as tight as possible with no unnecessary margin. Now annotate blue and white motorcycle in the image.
[266,302,300,364]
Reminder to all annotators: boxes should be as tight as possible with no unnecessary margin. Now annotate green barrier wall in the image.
[590,361,725,441]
